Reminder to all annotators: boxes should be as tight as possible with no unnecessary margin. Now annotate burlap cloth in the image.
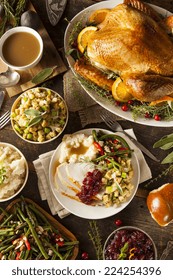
[63,69,123,127]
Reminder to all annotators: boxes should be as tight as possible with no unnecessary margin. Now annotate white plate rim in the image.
[64,0,173,127]
[49,128,140,219]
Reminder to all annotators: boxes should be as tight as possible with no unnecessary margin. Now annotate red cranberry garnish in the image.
[154,114,161,121]
[115,101,121,106]
[127,100,134,105]
[121,104,129,111]
[145,112,151,118]
[81,252,89,260]
[115,219,123,226]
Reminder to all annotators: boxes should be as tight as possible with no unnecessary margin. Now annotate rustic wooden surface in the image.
[0,0,173,260]
[0,1,67,97]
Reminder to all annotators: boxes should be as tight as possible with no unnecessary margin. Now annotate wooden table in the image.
[0,0,173,260]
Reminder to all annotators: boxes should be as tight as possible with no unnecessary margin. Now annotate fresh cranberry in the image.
[115,219,123,226]
[81,252,89,260]
[121,104,129,111]
[127,100,134,105]
[144,112,151,118]
[154,114,161,121]
[115,101,121,106]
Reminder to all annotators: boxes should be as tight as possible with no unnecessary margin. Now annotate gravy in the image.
[2,32,40,67]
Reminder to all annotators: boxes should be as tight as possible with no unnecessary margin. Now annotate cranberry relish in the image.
[104,228,156,260]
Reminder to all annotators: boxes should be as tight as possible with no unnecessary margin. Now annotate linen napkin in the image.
[33,129,152,218]
[33,151,70,219]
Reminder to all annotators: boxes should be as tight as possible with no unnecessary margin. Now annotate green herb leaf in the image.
[0,167,6,185]
[88,221,103,260]
[161,151,173,164]
[160,142,173,150]
[24,109,41,117]
[153,133,173,148]
[31,68,55,84]
[118,242,129,260]
[28,116,42,128]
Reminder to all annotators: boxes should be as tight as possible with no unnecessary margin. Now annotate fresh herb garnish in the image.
[0,0,28,37]
[153,133,173,164]
[24,109,46,128]
[118,242,129,260]
[31,67,56,84]
[0,167,6,185]
[88,220,103,260]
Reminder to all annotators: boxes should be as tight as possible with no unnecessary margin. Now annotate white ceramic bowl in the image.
[0,142,29,202]
[0,26,43,71]
[103,226,157,260]
[11,87,68,144]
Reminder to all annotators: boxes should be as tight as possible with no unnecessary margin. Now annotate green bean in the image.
[0,244,9,252]
[63,249,72,260]
[20,250,26,260]
[23,249,30,260]
[36,252,43,260]
[25,218,49,259]
[0,198,78,260]
[93,150,132,163]
[28,204,51,226]
[63,241,79,246]
[1,244,15,254]
[0,214,14,227]
[23,200,37,226]
[17,207,49,259]
[0,207,9,217]
[43,238,63,260]
[99,134,131,149]
[0,234,19,247]
[0,228,14,235]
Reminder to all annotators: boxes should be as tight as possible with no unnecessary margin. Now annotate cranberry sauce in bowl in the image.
[103,226,157,260]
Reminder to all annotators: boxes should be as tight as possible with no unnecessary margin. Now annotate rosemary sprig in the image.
[88,220,103,260]
[79,76,113,100]
[144,164,173,189]
[130,102,173,121]
[0,0,28,37]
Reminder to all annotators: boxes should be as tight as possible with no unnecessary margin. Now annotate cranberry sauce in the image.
[104,228,156,260]
[76,169,103,204]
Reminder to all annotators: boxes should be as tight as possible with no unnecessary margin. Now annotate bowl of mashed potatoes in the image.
[0,142,28,202]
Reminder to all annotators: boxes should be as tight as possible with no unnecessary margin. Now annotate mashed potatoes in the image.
[0,145,27,200]
[58,133,98,164]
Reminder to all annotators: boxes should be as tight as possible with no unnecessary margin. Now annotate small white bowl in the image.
[0,142,29,202]
[0,26,43,71]
[11,87,68,144]
[103,226,157,260]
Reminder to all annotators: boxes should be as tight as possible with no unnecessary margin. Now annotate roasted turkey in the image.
[74,0,173,102]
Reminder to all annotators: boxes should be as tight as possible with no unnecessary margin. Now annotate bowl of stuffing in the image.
[11,87,68,144]
[0,142,28,202]
[103,226,157,260]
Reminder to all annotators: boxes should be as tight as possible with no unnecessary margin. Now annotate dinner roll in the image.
[147,183,173,226]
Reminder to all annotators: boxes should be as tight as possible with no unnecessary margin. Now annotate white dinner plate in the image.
[64,0,173,127]
[49,128,140,219]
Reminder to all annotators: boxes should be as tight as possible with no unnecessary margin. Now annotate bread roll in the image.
[147,183,173,226]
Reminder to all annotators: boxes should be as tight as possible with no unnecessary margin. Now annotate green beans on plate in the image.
[0,197,79,260]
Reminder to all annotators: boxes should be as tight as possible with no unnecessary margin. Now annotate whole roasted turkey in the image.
[74,0,173,102]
